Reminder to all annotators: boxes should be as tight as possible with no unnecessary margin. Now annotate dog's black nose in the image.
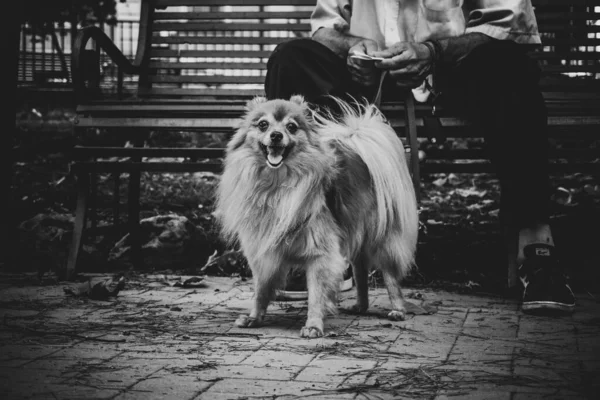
[270,131,283,143]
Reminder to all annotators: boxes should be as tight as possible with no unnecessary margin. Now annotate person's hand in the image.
[371,42,433,88]
[347,39,380,87]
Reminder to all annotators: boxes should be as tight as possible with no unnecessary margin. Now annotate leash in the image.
[372,70,388,108]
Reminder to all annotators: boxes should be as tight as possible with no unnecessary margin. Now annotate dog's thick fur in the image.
[215,95,418,338]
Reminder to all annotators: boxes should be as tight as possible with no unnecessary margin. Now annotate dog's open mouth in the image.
[260,144,291,169]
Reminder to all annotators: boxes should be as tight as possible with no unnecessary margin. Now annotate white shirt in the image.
[311,0,541,46]
[311,0,541,101]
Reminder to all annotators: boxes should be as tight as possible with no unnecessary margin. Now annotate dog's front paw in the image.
[300,325,324,338]
[235,315,262,328]
[387,309,406,321]
[301,317,324,338]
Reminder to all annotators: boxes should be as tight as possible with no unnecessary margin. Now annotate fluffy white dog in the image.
[216,95,419,338]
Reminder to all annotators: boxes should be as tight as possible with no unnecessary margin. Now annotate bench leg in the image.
[505,226,520,291]
[113,172,121,237]
[403,94,421,203]
[128,170,142,269]
[90,172,98,232]
[65,172,89,280]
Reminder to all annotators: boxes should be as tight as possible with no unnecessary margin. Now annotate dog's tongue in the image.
[267,154,283,165]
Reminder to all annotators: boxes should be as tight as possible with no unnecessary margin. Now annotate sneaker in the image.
[519,244,575,313]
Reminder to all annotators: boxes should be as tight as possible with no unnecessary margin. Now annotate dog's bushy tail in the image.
[314,98,419,258]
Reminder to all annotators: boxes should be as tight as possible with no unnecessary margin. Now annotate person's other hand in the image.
[371,42,433,88]
[347,39,380,87]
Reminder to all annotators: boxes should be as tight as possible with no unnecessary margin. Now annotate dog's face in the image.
[230,95,315,169]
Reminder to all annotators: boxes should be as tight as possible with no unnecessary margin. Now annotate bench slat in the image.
[538,79,600,92]
[434,116,600,127]
[76,93,600,113]
[541,66,600,73]
[76,100,600,117]
[536,12,600,21]
[153,36,296,45]
[149,49,273,58]
[138,87,264,97]
[155,0,316,6]
[152,37,594,45]
[72,146,597,161]
[152,22,311,31]
[154,11,312,20]
[153,10,600,23]
[75,117,240,129]
[73,147,225,159]
[138,88,265,96]
[539,25,600,32]
[149,61,267,69]
[74,107,233,117]
[420,163,600,174]
[74,115,600,130]
[424,148,600,160]
[70,160,598,175]
[532,52,600,61]
[72,161,223,173]
[539,38,600,45]
[146,59,595,73]
[533,0,600,5]
[71,147,600,162]
[145,68,599,78]
[148,75,264,84]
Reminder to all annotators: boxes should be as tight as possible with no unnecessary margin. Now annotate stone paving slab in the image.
[0,275,598,399]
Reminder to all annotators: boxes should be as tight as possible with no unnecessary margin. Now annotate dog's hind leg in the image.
[235,258,287,328]
[371,227,416,321]
[349,253,370,314]
[301,253,346,338]
[377,243,413,321]
[381,269,407,321]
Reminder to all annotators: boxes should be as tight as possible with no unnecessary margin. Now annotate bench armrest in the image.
[71,26,143,100]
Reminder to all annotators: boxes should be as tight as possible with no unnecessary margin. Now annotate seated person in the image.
[264,0,575,313]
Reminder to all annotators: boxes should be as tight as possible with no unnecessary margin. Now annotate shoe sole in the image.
[522,301,575,313]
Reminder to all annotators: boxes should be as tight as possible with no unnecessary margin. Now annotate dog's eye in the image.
[257,120,269,132]
[286,123,298,134]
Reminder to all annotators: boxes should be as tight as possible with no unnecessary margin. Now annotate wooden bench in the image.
[66,0,600,287]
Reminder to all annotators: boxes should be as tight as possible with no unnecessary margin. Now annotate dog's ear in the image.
[245,96,267,112]
[289,95,306,107]
[289,95,314,122]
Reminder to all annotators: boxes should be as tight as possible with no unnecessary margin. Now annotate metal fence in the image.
[18,20,140,88]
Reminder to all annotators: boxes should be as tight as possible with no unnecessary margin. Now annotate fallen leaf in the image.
[454,188,487,198]
[407,292,424,300]
[174,276,205,288]
[432,177,447,187]
[447,173,462,185]
[552,186,573,206]
[64,276,125,301]
[465,280,481,289]
[405,301,437,315]
[467,203,483,211]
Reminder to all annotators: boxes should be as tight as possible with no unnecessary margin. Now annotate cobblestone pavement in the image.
[0,274,598,399]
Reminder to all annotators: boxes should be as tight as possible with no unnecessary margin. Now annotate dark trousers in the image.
[265,38,550,228]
